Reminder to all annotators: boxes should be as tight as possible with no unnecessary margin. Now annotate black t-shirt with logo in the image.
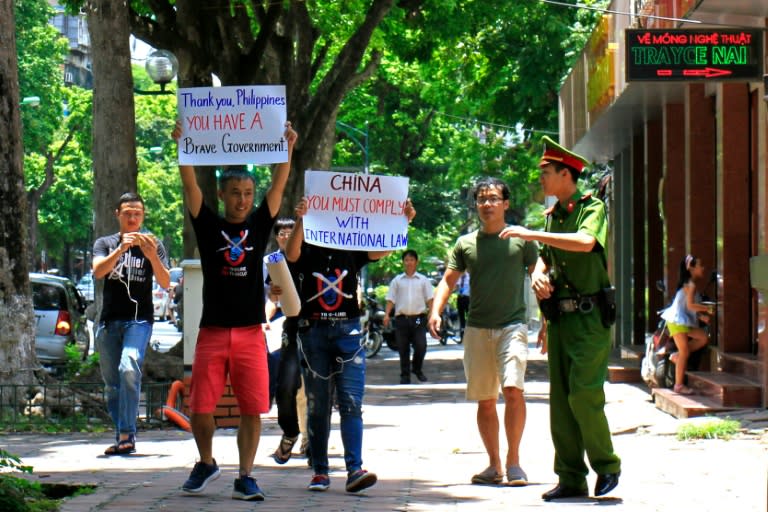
[94,232,169,323]
[191,200,274,328]
[294,243,372,321]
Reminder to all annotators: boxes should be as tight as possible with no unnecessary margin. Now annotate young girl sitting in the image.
[660,254,712,394]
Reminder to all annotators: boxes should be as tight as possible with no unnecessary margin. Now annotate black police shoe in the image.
[594,472,620,496]
[541,484,588,501]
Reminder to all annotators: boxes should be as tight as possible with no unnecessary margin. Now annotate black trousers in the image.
[395,315,427,377]
[457,295,470,330]
[275,317,301,438]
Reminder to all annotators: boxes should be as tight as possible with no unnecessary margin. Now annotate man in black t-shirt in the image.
[286,196,415,494]
[93,192,170,456]
[173,121,298,501]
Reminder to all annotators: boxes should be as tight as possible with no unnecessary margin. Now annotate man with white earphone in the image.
[93,192,170,457]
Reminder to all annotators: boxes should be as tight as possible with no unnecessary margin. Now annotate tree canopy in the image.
[37,0,608,276]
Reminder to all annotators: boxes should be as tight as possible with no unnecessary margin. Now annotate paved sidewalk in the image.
[3,339,767,511]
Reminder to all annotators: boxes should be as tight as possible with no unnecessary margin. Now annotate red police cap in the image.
[539,135,589,174]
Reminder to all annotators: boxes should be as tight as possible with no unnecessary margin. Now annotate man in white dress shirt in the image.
[384,250,434,384]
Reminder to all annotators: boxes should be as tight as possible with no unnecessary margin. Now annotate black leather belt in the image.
[558,296,599,314]
[396,313,426,319]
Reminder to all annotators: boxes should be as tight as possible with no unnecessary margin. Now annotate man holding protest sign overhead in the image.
[172,114,297,501]
[287,194,415,494]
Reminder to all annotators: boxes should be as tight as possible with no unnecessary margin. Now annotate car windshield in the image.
[32,283,66,310]
[78,274,92,285]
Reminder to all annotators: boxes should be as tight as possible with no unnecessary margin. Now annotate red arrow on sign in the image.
[682,67,733,78]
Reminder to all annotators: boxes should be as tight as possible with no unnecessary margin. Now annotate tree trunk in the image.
[86,0,137,240]
[86,0,138,317]
[0,0,38,387]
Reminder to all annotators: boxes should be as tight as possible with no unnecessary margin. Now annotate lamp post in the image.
[335,120,369,173]
[135,49,178,95]
[20,96,40,107]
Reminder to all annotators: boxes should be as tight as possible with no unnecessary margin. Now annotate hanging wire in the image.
[434,111,558,135]
[540,0,768,30]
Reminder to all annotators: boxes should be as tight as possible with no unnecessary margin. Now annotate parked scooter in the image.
[361,290,396,358]
[439,303,461,345]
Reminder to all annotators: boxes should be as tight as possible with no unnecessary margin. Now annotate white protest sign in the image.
[177,85,287,166]
[303,170,410,251]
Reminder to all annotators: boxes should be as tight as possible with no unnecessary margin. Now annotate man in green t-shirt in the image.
[428,177,538,487]
[499,136,621,501]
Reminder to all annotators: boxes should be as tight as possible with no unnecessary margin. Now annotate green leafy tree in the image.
[16,0,78,272]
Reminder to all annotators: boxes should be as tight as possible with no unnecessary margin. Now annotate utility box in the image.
[180,259,202,367]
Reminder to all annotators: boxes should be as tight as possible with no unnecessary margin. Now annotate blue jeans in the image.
[300,318,366,475]
[96,320,152,436]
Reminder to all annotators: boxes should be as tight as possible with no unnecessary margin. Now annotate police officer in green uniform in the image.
[500,136,621,500]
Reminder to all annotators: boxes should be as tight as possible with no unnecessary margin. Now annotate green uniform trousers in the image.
[547,310,621,490]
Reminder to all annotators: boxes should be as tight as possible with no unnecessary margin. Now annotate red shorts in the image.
[189,325,269,415]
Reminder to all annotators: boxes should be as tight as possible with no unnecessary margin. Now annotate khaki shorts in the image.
[463,323,528,401]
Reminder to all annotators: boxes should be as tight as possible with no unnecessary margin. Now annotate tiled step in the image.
[607,344,645,383]
[651,388,741,418]
[607,361,643,383]
[621,343,646,359]
[686,371,762,407]
[719,352,762,382]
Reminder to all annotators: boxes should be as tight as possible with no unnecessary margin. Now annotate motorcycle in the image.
[438,303,461,345]
[361,291,396,358]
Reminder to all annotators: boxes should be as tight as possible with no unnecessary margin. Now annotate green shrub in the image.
[676,418,741,441]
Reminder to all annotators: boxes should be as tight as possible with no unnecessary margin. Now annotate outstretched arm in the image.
[172,120,203,219]
[265,123,298,217]
[499,225,596,252]
[285,198,307,263]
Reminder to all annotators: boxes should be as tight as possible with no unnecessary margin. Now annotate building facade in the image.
[49,2,92,89]
[559,0,768,413]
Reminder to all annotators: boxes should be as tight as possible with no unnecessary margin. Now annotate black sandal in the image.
[104,435,136,456]
[271,435,298,464]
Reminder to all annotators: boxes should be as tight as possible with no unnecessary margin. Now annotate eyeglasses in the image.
[277,231,292,238]
[476,197,504,206]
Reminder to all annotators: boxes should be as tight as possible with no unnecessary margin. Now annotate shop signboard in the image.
[626,29,763,81]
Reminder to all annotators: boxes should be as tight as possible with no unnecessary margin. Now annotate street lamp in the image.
[135,49,178,95]
[336,120,369,173]
[20,96,40,107]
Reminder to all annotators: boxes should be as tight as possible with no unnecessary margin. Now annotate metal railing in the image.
[0,381,173,432]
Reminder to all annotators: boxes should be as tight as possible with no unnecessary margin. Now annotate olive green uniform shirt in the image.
[541,192,610,296]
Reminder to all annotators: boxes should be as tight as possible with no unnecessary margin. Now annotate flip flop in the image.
[104,435,136,456]
[271,435,298,464]
[471,466,503,485]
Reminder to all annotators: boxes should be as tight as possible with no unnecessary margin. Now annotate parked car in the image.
[31,273,90,364]
[76,272,95,303]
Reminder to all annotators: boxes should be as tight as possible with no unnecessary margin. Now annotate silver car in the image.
[31,273,90,364]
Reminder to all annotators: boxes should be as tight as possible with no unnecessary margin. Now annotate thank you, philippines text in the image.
[177,85,287,165]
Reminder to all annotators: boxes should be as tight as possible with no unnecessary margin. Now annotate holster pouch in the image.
[598,286,617,328]
[539,296,560,322]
